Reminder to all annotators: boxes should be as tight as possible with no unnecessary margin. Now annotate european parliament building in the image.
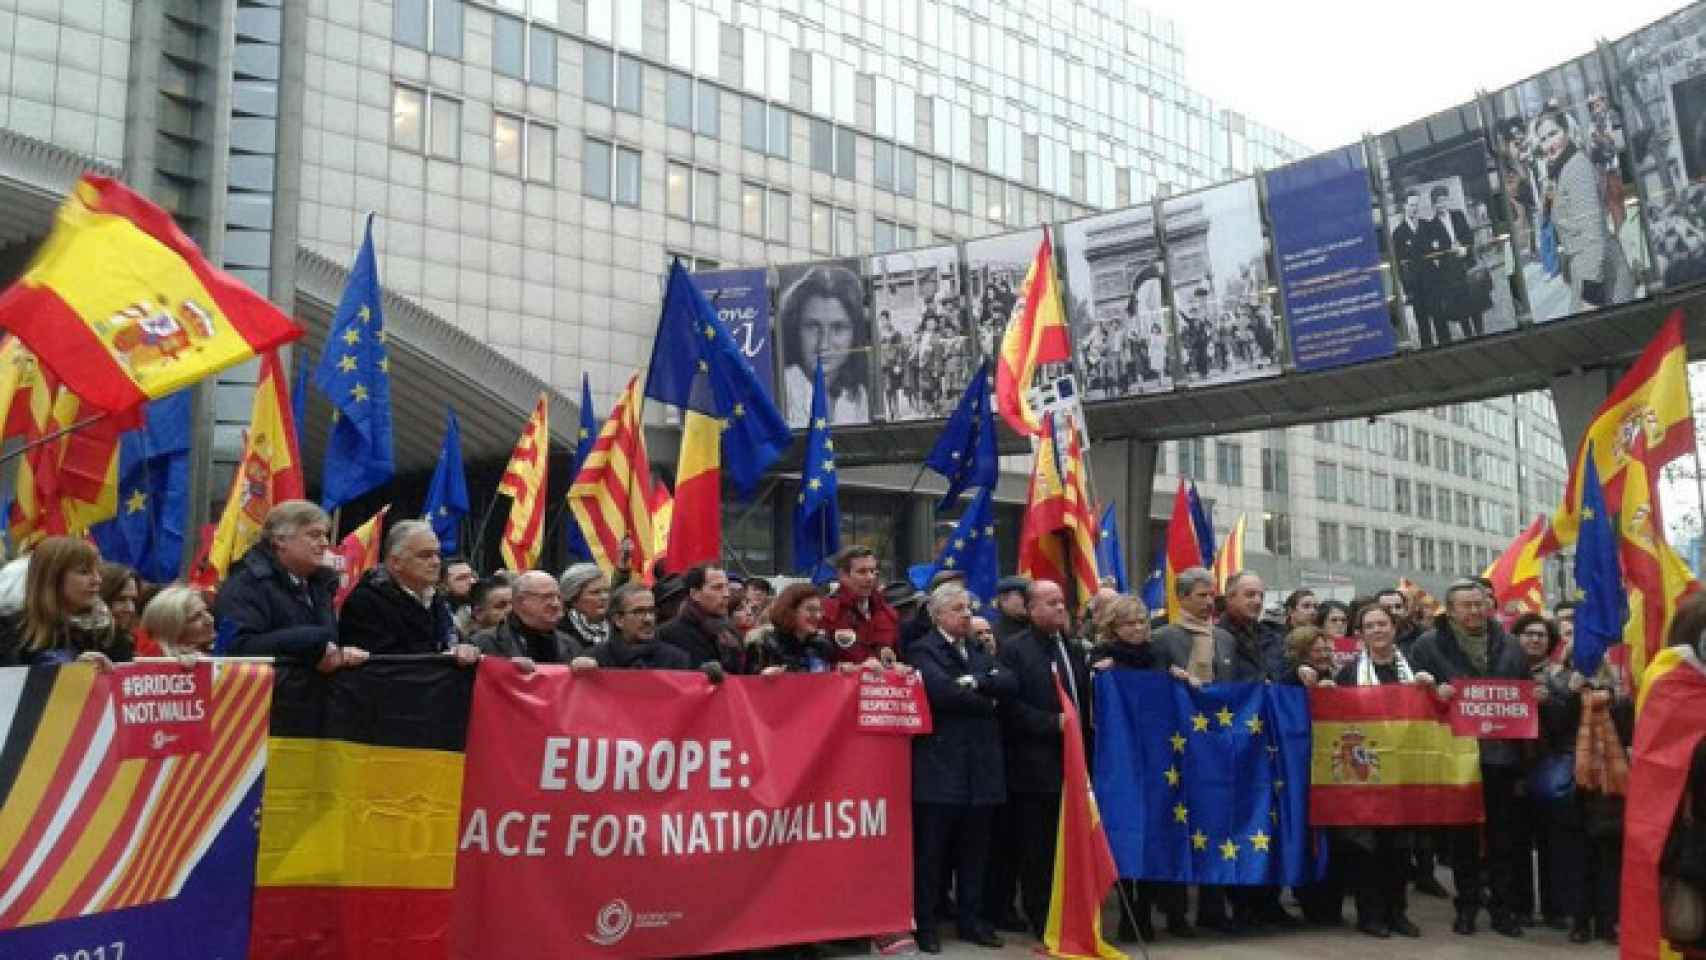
[0,0,1580,598]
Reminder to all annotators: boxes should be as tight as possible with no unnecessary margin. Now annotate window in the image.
[1264,512,1292,557]
[427,94,459,158]
[391,85,426,151]
[953,168,971,212]
[585,46,613,105]
[1418,538,1436,573]
[1313,422,1334,443]
[395,0,428,49]
[874,217,898,253]
[766,108,789,158]
[1392,424,1409,461]
[526,122,554,182]
[694,169,718,224]
[1415,429,1431,467]
[767,190,789,244]
[875,142,895,191]
[1459,543,1475,573]
[1318,522,1341,563]
[1396,533,1414,568]
[616,57,642,113]
[1314,460,1338,501]
[1394,477,1412,515]
[834,207,856,255]
[1343,466,1365,506]
[1456,492,1472,529]
[934,161,952,207]
[741,181,764,236]
[1342,419,1365,449]
[1371,472,1392,510]
[742,97,765,151]
[1373,529,1392,567]
[494,15,524,78]
[1416,482,1434,520]
[695,82,719,137]
[1435,436,1450,471]
[834,126,856,179]
[1261,448,1288,493]
[810,119,833,173]
[399,0,464,56]
[811,201,831,254]
[530,26,557,86]
[1215,441,1242,486]
[493,113,523,176]
[667,74,693,129]
[614,146,640,204]
[1346,526,1368,566]
[666,162,690,218]
[897,148,917,198]
[898,224,917,248]
[1179,438,1206,480]
[583,137,612,199]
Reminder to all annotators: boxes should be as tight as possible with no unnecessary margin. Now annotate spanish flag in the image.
[666,410,722,568]
[1042,673,1125,960]
[570,374,659,585]
[1546,310,1692,551]
[1162,481,1205,623]
[1483,515,1548,613]
[249,661,472,960]
[497,393,549,572]
[207,351,304,579]
[1211,513,1246,595]
[332,505,389,611]
[1616,454,1699,683]
[0,176,302,413]
[1622,644,1706,960]
[1307,685,1483,827]
[995,227,1071,437]
[1017,415,1099,611]
[8,360,135,547]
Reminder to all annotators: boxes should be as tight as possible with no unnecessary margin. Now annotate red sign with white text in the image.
[855,668,932,734]
[1448,678,1538,739]
[451,665,917,959]
[111,661,213,759]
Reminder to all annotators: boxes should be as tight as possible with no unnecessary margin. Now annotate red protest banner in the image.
[1448,678,1538,739]
[450,665,916,959]
[111,661,213,759]
[1330,637,1360,674]
[855,668,932,734]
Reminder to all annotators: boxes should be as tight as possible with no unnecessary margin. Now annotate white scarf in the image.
[1354,644,1414,686]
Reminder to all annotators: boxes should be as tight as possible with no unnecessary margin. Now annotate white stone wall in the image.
[0,0,133,165]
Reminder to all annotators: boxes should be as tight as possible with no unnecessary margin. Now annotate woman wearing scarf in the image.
[746,583,837,674]
[558,563,610,647]
[0,537,126,669]
[1536,107,1633,311]
[1333,604,1432,938]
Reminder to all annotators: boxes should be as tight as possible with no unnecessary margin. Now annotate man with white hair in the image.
[472,569,598,674]
[339,519,478,663]
[216,500,363,671]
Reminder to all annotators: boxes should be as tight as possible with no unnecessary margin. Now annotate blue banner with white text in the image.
[691,267,775,400]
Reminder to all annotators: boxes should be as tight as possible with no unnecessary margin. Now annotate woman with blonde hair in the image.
[0,537,123,668]
[141,585,217,659]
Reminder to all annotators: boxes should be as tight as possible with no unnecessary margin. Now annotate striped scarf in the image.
[1354,644,1415,686]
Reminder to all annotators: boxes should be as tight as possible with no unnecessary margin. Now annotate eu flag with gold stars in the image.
[89,389,191,582]
[1093,670,1312,885]
[315,213,394,510]
[792,359,839,580]
[921,486,998,607]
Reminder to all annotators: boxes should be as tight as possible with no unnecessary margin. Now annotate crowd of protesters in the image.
[0,499,1659,956]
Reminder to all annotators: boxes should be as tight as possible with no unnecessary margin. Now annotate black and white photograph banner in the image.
[870,244,973,422]
[775,258,874,428]
[1160,178,1282,388]
[1058,204,1175,400]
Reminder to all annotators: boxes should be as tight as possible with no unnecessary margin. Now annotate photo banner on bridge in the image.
[1159,179,1284,388]
[1057,203,1175,399]
[1265,145,1399,372]
[450,663,917,959]
[776,258,874,429]
[690,267,775,401]
[871,244,972,422]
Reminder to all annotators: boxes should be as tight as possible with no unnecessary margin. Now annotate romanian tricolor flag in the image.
[995,227,1071,437]
[570,374,659,585]
[332,505,389,611]
[497,393,550,572]
[1210,513,1246,595]
[0,175,302,413]
[249,661,473,960]
[1042,674,1125,960]
[1017,415,1099,611]
[207,351,305,579]
[1162,480,1205,623]
[0,661,273,958]
[1307,684,1483,827]
[1546,310,1692,551]
[666,410,722,568]
[1483,515,1548,613]
[1622,645,1706,960]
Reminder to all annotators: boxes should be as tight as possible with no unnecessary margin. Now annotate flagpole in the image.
[470,488,502,569]
[0,411,110,467]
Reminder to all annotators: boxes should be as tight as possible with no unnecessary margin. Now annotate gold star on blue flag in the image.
[89,390,192,582]
[315,213,394,510]
[919,487,999,605]
[792,359,839,580]
[422,408,470,555]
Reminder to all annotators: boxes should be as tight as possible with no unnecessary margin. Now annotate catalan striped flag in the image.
[996,227,1071,437]
[497,393,549,572]
[1042,673,1125,960]
[332,505,389,611]
[248,661,472,960]
[0,661,272,958]
[1307,684,1484,827]
[1017,414,1099,611]
[570,374,660,585]
[1211,513,1246,594]
[0,175,301,413]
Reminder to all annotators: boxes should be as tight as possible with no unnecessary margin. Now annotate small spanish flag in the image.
[0,176,302,413]
[332,505,389,610]
[1042,673,1126,960]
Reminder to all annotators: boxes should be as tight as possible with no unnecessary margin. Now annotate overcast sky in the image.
[1146,0,1687,151]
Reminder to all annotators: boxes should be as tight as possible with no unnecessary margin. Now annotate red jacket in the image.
[820,590,899,665]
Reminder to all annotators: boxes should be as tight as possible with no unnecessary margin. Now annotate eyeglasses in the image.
[619,606,657,618]
[518,591,562,603]
[1520,629,1551,639]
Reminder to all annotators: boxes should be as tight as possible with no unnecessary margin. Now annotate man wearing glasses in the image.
[216,500,367,673]
[1409,579,1527,938]
[593,583,695,672]
[471,570,597,675]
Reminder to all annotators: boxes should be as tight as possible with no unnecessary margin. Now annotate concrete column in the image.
[1549,367,1621,464]
[1085,437,1158,586]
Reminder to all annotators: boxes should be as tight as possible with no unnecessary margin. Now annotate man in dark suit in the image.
[996,579,1091,937]
[909,582,1016,953]
[1392,191,1446,348]
[1428,186,1485,338]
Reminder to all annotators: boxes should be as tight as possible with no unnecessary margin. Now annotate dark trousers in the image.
[980,802,1018,927]
[1449,765,1520,917]
[1344,831,1410,926]
[914,803,993,935]
[1118,880,1185,929]
[1543,794,1623,923]
[1009,790,1062,934]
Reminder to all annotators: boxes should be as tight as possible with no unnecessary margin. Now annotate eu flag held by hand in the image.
[1572,444,1627,676]
[563,373,599,562]
[316,214,394,510]
[924,361,997,510]
[646,259,791,499]
[90,390,192,582]
[1094,671,1312,886]
[924,486,998,606]
[422,408,469,556]
[792,360,840,580]
[1097,502,1129,593]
